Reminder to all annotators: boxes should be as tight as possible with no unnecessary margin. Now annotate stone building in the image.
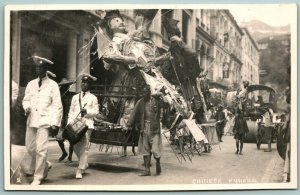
[208,10,244,90]
[241,28,260,85]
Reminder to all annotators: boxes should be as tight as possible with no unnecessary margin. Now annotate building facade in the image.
[241,28,260,85]
[209,10,244,90]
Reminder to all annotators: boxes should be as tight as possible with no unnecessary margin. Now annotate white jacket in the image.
[22,76,63,128]
[68,91,99,129]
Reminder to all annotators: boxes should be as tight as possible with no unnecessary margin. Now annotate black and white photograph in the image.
[4,4,297,191]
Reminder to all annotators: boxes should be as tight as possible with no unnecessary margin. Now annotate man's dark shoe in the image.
[58,152,68,162]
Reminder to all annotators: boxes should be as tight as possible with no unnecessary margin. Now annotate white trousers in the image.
[73,134,89,170]
[25,126,50,181]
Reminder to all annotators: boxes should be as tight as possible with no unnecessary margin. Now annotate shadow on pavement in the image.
[88,163,142,173]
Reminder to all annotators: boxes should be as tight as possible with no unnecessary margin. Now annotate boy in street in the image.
[126,85,167,176]
[68,74,99,179]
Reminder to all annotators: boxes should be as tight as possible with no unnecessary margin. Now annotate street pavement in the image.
[10,133,285,186]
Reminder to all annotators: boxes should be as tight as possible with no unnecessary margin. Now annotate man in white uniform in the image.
[22,56,63,185]
[68,73,99,179]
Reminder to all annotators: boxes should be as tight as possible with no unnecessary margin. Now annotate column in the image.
[11,12,21,84]
[66,31,77,92]
[76,31,91,92]
[190,10,196,48]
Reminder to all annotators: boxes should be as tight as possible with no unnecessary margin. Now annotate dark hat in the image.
[32,55,54,66]
[81,73,97,83]
[59,78,76,86]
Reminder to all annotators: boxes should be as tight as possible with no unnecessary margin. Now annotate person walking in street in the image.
[214,104,226,142]
[68,74,99,179]
[126,85,167,176]
[257,108,274,152]
[232,109,249,155]
[232,81,250,155]
[22,55,63,185]
[56,78,76,163]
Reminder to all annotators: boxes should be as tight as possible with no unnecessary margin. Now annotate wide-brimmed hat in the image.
[31,55,54,66]
[81,73,97,83]
[58,78,76,86]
